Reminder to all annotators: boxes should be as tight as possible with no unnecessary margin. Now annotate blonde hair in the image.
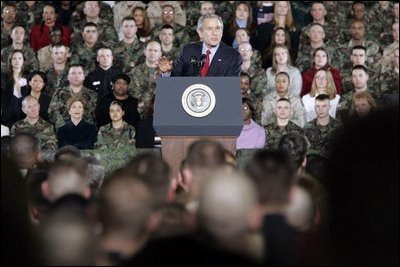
[273,1,296,32]
[349,91,377,116]
[310,69,337,99]
[67,95,86,111]
[272,45,292,73]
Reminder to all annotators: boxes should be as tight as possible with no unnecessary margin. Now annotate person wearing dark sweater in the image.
[57,96,97,150]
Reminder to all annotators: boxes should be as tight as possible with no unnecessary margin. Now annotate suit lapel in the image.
[208,43,225,76]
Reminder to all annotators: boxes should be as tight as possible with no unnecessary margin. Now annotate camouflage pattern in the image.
[213,1,237,24]
[378,68,399,106]
[325,2,348,26]
[44,67,70,96]
[291,1,313,29]
[1,22,12,49]
[264,120,305,150]
[48,86,98,129]
[150,23,194,48]
[248,94,264,125]
[1,45,39,72]
[299,21,339,48]
[296,43,336,73]
[186,2,201,29]
[162,46,181,63]
[367,2,394,46]
[261,91,306,128]
[381,42,399,72]
[112,39,145,73]
[242,64,268,100]
[70,19,119,48]
[15,1,45,31]
[332,40,382,69]
[69,42,104,73]
[113,1,147,31]
[71,1,114,27]
[304,117,342,158]
[127,62,158,110]
[95,122,136,149]
[146,1,187,27]
[341,62,381,95]
[10,117,58,152]
[251,50,262,69]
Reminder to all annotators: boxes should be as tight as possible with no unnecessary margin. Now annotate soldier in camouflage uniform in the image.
[10,96,58,153]
[381,22,399,73]
[16,1,45,34]
[264,98,305,150]
[146,1,186,28]
[238,42,267,100]
[69,22,105,73]
[113,1,146,37]
[1,25,39,72]
[186,2,202,30]
[45,44,70,96]
[213,1,238,24]
[1,3,17,49]
[95,101,136,150]
[291,1,313,30]
[48,64,98,130]
[149,4,193,48]
[158,25,181,62]
[71,1,114,28]
[70,1,118,48]
[378,48,399,108]
[298,2,339,47]
[337,65,372,122]
[128,41,162,116]
[112,17,145,73]
[333,20,381,70]
[296,23,336,73]
[367,1,394,47]
[304,94,342,158]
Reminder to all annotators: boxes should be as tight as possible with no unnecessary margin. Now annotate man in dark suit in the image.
[158,14,242,77]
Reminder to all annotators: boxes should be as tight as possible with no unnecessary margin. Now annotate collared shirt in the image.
[202,43,220,64]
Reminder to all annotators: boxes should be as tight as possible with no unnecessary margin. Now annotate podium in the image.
[154,77,243,177]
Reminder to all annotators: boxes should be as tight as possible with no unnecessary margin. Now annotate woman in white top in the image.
[265,45,302,96]
[302,69,340,122]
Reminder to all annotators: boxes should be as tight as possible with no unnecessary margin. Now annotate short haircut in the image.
[315,94,330,102]
[160,24,174,31]
[351,65,368,75]
[310,23,325,31]
[245,150,296,206]
[352,45,367,53]
[54,145,81,162]
[278,133,308,170]
[275,71,290,82]
[121,16,135,24]
[186,140,226,169]
[83,22,98,30]
[10,133,40,169]
[352,1,366,9]
[197,14,223,31]
[277,97,291,105]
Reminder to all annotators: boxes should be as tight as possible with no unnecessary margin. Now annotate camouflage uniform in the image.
[242,64,268,100]
[304,117,342,158]
[113,1,147,32]
[1,22,12,49]
[247,93,264,125]
[213,1,236,24]
[44,66,70,97]
[367,2,394,46]
[127,63,158,110]
[69,42,104,73]
[94,145,138,175]
[341,62,381,95]
[48,86,98,130]
[381,42,400,72]
[296,43,336,73]
[333,40,381,69]
[1,45,39,72]
[146,1,187,27]
[70,19,118,48]
[264,120,305,150]
[10,117,58,152]
[112,39,145,73]
[95,122,136,149]
[16,1,45,32]
[186,2,201,30]
[291,1,313,30]
[299,21,339,48]
[261,91,306,128]
[162,46,181,63]
[71,1,114,27]
[378,68,399,107]
[150,23,193,48]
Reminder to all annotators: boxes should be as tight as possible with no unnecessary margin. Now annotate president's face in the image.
[197,17,223,49]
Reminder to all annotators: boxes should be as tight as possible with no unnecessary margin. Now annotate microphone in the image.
[190,56,198,65]
[200,54,206,67]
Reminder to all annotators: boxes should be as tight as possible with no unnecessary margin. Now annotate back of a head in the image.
[54,145,81,163]
[98,171,153,240]
[278,133,308,171]
[10,133,40,169]
[186,140,226,170]
[245,149,296,207]
[83,156,105,195]
[46,159,88,202]
[199,170,258,242]
[126,153,170,206]
[326,108,399,265]
[39,210,97,266]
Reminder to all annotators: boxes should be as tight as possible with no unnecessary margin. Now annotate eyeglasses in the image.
[239,48,252,52]
[242,105,250,110]
[163,10,174,14]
